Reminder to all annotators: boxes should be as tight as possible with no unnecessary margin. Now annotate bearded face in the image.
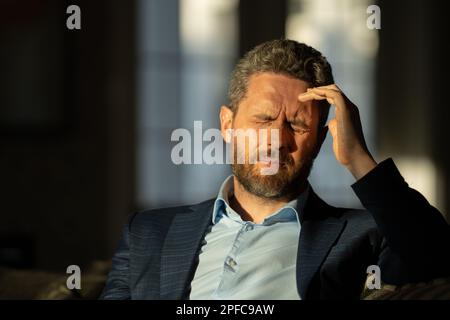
[231,142,314,199]
[220,72,326,200]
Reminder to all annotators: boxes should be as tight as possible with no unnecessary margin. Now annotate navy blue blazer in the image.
[100,159,450,299]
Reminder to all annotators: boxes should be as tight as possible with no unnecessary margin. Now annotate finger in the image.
[311,87,340,98]
[315,84,341,92]
[310,88,345,108]
[298,92,328,103]
[303,89,336,105]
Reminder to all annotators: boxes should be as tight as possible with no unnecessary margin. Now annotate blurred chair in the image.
[362,274,450,300]
[1,261,449,299]
[0,260,110,300]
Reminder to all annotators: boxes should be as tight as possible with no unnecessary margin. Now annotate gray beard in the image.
[231,157,314,200]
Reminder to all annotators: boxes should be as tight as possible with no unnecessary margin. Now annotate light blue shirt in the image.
[189,175,309,300]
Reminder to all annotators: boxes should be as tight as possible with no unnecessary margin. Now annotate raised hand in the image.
[298,84,377,180]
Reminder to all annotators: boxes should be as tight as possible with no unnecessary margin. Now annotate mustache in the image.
[250,149,294,165]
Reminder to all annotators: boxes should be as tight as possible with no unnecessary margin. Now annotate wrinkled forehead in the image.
[243,73,315,118]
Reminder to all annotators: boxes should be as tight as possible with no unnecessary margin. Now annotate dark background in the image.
[1,0,448,273]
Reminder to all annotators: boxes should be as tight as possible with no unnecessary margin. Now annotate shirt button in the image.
[226,257,237,267]
[244,223,254,231]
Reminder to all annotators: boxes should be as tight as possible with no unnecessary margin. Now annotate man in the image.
[101,39,450,300]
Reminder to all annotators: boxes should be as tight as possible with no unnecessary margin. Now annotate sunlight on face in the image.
[230,72,322,199]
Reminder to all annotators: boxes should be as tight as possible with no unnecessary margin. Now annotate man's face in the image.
[220,72,326,199]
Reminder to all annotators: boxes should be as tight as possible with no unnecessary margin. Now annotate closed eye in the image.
[254,114,276,122]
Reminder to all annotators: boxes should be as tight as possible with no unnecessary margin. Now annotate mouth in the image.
[257,159,287,168]
[253,153,290,168]
[257,154,276,163]
[258,160,278,165]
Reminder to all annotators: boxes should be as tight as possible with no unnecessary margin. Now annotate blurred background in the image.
[0,0,449,290]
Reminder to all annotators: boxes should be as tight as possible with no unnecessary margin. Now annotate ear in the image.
[220,105,234,143]
[313,125,328,159]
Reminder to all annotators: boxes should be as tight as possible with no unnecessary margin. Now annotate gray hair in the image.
[228,39,334,128]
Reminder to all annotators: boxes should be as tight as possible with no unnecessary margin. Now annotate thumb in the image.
[328,118,338,140]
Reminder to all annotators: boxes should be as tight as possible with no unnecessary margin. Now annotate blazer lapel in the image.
[297,189,347,299]
[160,199,214,299]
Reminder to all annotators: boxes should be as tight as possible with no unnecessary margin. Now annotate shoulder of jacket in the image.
[128,198,216,232]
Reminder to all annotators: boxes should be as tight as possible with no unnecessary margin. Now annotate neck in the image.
[229,177,307,224]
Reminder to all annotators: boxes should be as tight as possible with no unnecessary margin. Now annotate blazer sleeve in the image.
[351,158,450,285]
[99,213,136,300]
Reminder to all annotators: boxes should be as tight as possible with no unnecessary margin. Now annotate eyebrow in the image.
[253,113,277,120]
[291,102,311,128]
[254,112,310,128]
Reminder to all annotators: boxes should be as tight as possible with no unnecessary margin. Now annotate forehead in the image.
[243,72,312,115]
[247,72,309,96]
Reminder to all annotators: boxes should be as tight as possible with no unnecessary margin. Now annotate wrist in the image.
[346,151,377,180]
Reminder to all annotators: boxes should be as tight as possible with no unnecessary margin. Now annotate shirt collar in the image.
[212,175,309,226]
